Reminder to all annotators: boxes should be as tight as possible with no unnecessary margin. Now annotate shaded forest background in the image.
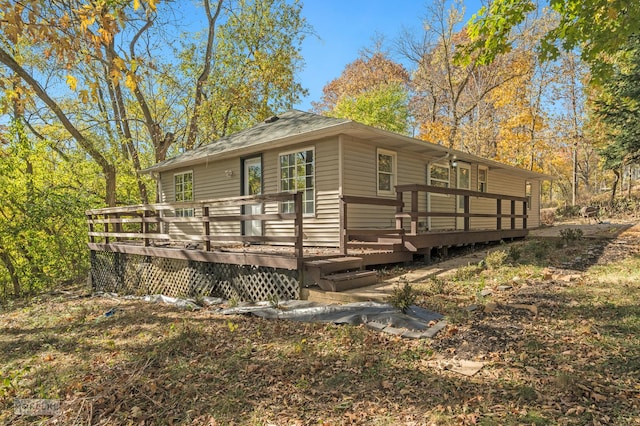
[0,0,639,299]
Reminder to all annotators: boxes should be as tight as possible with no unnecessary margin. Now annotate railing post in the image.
[464,195,470,231]
[339,197,348,255]
[510,200,516,230]
[203,206,211,251]
[88,214,95,243]
[523,200,528,229]
[294,192,304,262]
[395,192,404,231]
[104,213,110,244]
[143,210,151,247]
[410,190,418,235]
[496,199,502,230]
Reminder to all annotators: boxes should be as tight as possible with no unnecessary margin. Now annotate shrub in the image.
[485,249,508,269]
[509,246,522,263]
[454,264,482,281]
[555,204,582,219]
[540,208,556,226]
[388,281,417,313]
[559,228,583,244]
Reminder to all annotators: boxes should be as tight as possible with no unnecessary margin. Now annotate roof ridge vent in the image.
[264,115,279,123]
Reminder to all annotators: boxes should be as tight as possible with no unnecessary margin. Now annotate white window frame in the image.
[278,147,315,215]
[377,148,397,196]
[477,165,488,193]
[428,162,450,197]
[525,181,532,211]
[174,170,194,217]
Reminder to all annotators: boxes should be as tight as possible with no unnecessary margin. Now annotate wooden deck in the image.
[86,186,528,298]
[87,185,529,268]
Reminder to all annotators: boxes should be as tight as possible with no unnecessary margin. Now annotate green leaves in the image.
[593,36,640,167]
[466,0,640,81]
[330,83,410,134]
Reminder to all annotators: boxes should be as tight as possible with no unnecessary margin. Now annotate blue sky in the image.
[295,0,483,111]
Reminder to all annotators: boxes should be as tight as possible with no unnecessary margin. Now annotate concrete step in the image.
[317,270,378,292]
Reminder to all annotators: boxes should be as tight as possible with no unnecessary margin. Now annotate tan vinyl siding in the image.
[160,160,241,240]
[490,169,531,229]
[343,137,429,231]
[263,137,340,247]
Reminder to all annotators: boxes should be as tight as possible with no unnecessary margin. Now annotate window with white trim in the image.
[428,163,450,192]
[478,166,488,193]
[174,171,194,217]
[279,148,315,214]
[377,149,397,195]
[525,181,532,210]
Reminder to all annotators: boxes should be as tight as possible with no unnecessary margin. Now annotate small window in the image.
[279,148,315,214]
[525,181,532,210]
[377,149,397,195]
[478,166,488,193]
[429,163,450,193]
[174,171,194,217]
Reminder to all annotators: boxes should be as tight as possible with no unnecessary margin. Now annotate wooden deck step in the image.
[347,241,404,251]
[304,256,363,274]
[304,256,364,286]
[317,270,378,292]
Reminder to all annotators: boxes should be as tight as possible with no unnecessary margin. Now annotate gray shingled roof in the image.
[142,110,350,173]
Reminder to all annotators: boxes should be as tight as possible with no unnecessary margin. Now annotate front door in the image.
[243,156,262,236]
[456,162,471,230]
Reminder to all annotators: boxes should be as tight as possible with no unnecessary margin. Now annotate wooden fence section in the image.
[87,192,304,262]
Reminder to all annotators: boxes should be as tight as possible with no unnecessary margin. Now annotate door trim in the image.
[241,155,263,236]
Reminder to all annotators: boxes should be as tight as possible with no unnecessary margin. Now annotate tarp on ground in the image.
[220,301,446,339]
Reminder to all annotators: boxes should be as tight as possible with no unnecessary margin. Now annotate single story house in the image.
[87,110,550,301]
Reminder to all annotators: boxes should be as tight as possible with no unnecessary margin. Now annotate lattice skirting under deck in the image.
[90,251,300,302]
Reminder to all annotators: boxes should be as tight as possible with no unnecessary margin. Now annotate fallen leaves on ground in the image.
[0,224,639,424]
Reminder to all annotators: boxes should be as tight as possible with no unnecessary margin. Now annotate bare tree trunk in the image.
[610,169,620,206]
[186,0,224,150]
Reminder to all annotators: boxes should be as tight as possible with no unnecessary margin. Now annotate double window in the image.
[377,149,397,195]
[174,171,194,217]
[279,148,315,214]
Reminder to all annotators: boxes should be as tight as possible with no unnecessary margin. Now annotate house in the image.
[87,110,549,301]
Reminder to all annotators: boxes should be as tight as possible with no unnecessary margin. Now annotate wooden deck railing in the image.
[339,195,404,254]
[339,185,528,254]
[86,192,304,260]
[394,184,528,235]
